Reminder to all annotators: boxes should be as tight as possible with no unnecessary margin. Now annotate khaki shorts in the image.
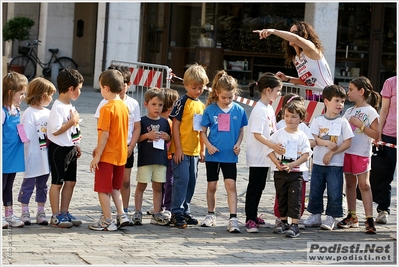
[136,165,167,183]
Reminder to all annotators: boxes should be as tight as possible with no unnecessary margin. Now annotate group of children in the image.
[2,69,84,229]
[2,64,383,237]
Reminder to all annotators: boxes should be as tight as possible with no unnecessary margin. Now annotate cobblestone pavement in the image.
[2,85,397,266]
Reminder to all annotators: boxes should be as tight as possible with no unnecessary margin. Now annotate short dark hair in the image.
[322,84,347,101]
[144,87,165,103]
[99,69,124,94]
[57,68,84,94]
[284,100,307,121]
[107,64,131,84]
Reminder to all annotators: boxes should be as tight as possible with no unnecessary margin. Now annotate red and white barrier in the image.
[130,68,162,88]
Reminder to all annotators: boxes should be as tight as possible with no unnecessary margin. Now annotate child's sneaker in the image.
[320,215,335,230]
[169,213,187,229]
[150,212,169,226]
[245,220,259,233]
[51,213,73,228]
[227,217,240,233]
[88,216,117,231]
[66,212,82,226]
[273,221,290,234]
[133,211,143,225]
[20,211,31,225]
[303,213,322,227]
[146,208,154,216]
[36,211,48,225]
[117,213,130,228]
[201,214,216,227]
[184,213,198,225]
[2,216,9,229]
[375,211,388,224]
[337,213,359,229]
[6,214,25,228]
[365,217,376,234]
[285,223,300,238]
[256,215,271,228]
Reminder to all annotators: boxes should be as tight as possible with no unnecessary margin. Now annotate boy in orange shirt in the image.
[89,69,130,231]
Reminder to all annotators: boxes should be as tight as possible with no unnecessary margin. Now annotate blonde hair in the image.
[206,70,241,106]
[2,71,28,109]
[183,63,209,86]
[25,77,56,106]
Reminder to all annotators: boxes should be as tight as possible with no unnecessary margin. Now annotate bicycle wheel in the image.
[9,55,36,81]
[54,57,78,71]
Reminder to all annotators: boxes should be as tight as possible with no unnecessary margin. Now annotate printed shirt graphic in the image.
[343,105,379,157]
[295,51,333,89]
[48,100,82,146]
[169,94,204,156]
[310,115,354,166]
[21,107,51,178]
[201,102,248,163]
[138,116,171,167]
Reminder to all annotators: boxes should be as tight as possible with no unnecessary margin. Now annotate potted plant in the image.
[3,16,34,73]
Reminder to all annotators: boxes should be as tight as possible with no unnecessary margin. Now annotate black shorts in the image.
[48,141,77,185]
[125,149,134,169]
[205,162,237,182]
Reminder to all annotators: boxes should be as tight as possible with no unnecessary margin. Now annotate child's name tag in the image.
[17,124,29,143]
[153,138,165,150]
[329,120,341,136]
[217,113,230,131]
[193,114,203,131]
[284,139,298,159]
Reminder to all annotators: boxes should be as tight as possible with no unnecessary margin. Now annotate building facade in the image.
[2,2,396,91]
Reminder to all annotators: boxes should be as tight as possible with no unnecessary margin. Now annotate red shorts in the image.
[94,162,124,193]
[343,154,370,175]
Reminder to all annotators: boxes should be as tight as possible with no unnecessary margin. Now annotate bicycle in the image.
[9,39,78,81]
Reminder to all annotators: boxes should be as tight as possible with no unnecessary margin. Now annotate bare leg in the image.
[206,181,218,213]
[224,179,237,215]
[121,167,131,211]
[49,184,62,214]
[152,182,163,213]
[60,181,76,213]
[344,174,357,213]
[111,189,125,215]
[98,192,111,219]
[357,172,373,217]
[134,182,147,212]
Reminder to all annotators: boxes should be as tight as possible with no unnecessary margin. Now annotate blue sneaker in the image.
[66,212,82,226]
[50,213,73,228]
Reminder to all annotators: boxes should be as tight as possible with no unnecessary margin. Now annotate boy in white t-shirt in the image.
[94,64,141,225]
[303,85,354,231]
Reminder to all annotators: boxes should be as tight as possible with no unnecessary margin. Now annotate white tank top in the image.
[294,51,333,89]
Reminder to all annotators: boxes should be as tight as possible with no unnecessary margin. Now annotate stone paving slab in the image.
[2,85,397,266]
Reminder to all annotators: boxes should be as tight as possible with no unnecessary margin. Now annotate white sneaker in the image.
[227,217,240,233]
[36,211,48,225]
[303,213,322,227]
[375,211,388,224]
[6,214,25,228]
[2,216,9,229]
[201,214,216,227]
[320,215,335,230]
[298,219,306,229]
[117,213,130,228]
[21,211,31,225]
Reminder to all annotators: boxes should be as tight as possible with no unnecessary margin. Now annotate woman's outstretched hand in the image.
[253,29,274,39]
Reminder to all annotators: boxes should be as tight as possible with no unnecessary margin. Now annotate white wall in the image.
[305,2,339,78]
[93,2,141,89]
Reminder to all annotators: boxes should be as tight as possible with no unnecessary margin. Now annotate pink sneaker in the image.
[256,215,270,228]
[245,220,259,233]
